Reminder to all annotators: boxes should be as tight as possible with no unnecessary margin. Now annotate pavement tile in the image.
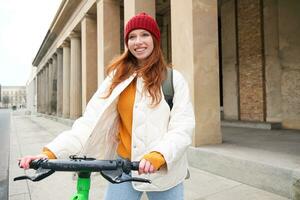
[9,193,30,200]
[197,184,289,200]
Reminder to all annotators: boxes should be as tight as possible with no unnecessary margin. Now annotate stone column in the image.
[43,67,47,114]
[69,32,82,119]
[278,0,300,129]
[42,64,48,114]
[39,71,42,113]
[263,0,281,122]
[171,0,221,146]
[49,60,54,115]
[34,76,37,112]
[124,0,156,22]
[46,63,51,115]
[221,0,239,120]
[36,72,40,113]
[81,14,98,111]
[62,41,71,118]
[41,69,45,113]
[56,48,63,117]
[97,0,120,84]
[51,54,58,115]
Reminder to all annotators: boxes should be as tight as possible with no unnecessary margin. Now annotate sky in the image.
[0,0,62,86]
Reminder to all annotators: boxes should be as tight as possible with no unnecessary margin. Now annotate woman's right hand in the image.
[18,154,48,169]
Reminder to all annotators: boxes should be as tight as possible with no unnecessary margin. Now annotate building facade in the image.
[26,68,37,114]
[28,0,300,148]
[0,86,26,108]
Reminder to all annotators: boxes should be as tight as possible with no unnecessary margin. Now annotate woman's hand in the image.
[18,154,48,169]
[138,159,156,175]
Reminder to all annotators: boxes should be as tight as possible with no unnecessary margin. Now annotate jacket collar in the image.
[108,73,137,101]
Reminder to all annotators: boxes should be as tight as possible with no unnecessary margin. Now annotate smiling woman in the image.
[19,11,195,200]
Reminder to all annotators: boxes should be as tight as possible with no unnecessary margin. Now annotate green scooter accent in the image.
[71,172,91,200]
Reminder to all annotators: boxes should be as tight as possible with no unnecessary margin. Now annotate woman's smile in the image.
[127,29,154,62]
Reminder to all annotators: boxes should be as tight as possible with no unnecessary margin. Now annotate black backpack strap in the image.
[162,68,174,110]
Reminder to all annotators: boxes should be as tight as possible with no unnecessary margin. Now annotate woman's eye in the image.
[142,33,150,37]
[129,35,136,40]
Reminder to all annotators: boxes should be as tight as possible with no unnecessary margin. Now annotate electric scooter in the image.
[14,155,151,200]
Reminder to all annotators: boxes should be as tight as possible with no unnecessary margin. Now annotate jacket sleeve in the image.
[45,74,113,158]
[150,70,195,171]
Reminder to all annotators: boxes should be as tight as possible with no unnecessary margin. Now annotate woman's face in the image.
[127,29,154,64]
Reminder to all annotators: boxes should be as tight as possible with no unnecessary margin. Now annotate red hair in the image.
[104,36,169,106]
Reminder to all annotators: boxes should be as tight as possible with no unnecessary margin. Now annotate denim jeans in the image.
[104,173,184,200]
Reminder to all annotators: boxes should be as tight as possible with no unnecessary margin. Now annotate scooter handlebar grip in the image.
[29,159,47,170]
[131,161,140,171]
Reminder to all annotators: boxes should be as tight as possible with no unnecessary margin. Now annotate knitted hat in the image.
[124,12,160,45]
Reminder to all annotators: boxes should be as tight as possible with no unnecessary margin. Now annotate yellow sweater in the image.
[43,80,165,170]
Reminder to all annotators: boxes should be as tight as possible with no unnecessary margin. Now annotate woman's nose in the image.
[135,36,142,44]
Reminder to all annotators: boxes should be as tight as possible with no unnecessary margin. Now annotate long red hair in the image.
[104,36,169,106]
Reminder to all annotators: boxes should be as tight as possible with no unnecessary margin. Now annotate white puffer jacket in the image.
[46,69,195,191]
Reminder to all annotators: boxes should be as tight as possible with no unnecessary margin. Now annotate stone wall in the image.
[278,0,300,129]
[237,0,265,121]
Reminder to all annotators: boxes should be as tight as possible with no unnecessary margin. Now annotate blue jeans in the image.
[104,174,184,200]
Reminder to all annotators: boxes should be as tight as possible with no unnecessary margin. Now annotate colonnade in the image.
[35,0,221,146]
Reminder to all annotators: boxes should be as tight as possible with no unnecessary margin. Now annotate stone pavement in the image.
[9,113,290,200]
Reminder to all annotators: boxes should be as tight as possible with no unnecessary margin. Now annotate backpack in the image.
[162,68,174,110]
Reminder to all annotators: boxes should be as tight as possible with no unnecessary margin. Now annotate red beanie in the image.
[124,12,160,45]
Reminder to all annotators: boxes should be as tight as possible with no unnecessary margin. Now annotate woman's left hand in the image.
[138,159,156,175]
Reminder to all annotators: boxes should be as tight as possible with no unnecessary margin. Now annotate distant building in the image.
[0,86,26,108]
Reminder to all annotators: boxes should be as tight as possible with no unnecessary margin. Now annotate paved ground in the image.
[188,125,300,198]
[0,109,11,200]
[9,112,290,200]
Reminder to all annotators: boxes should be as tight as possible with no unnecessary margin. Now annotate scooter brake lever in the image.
[14,168,55,182]
[100,170,151,184]
[116,176,152,184]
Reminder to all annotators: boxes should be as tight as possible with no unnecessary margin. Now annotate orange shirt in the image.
[116,78,136,159]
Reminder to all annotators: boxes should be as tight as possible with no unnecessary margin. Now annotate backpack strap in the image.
[162,68,174,110]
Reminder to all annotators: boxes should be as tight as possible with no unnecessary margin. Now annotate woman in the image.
[20,12,195,200]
